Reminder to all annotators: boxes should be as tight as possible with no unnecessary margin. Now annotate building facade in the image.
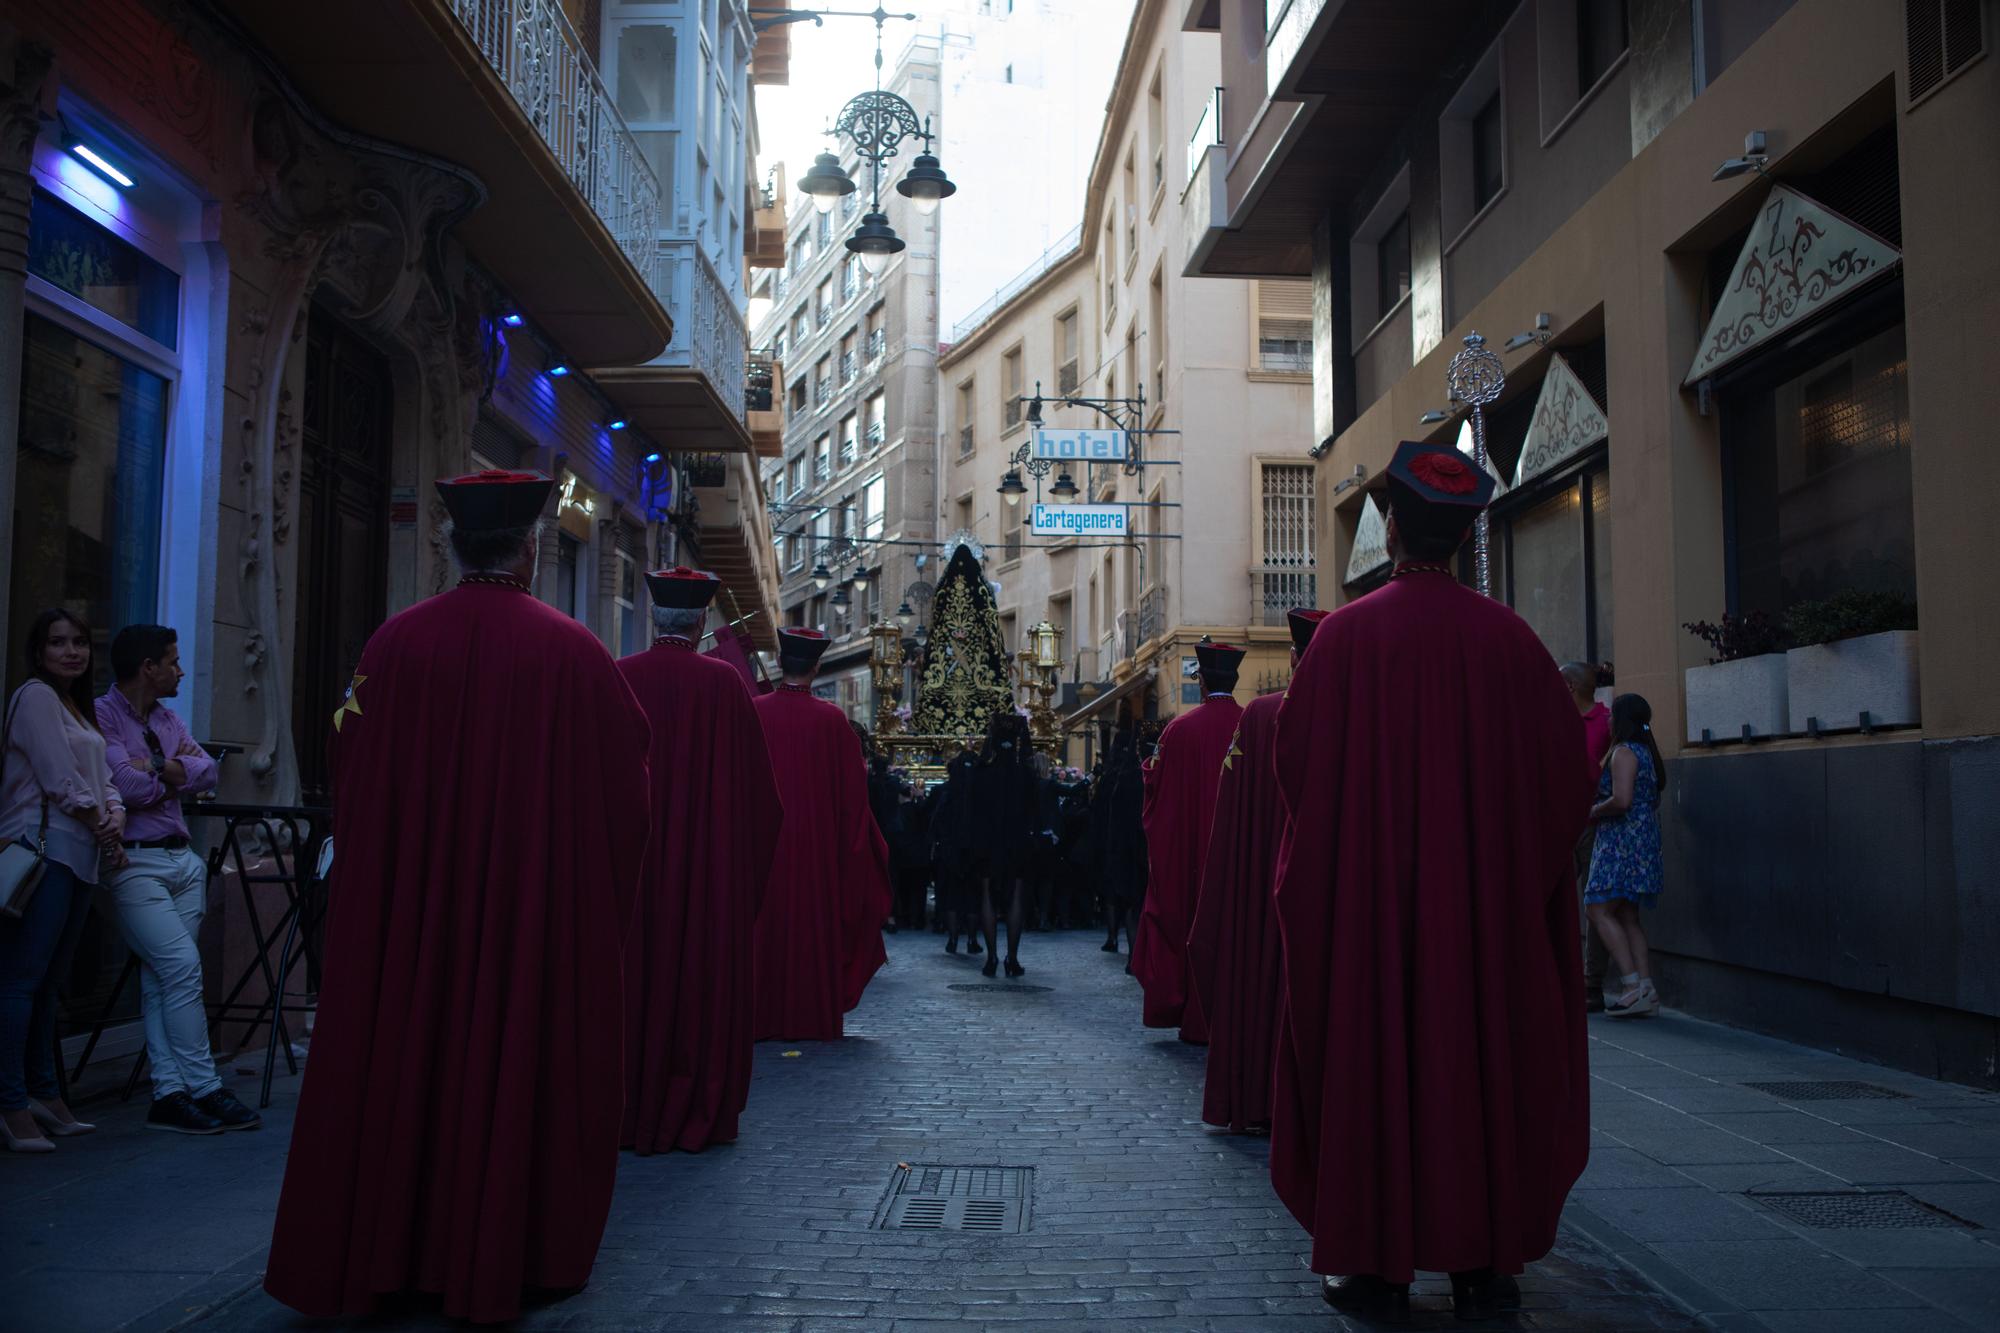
[1190,0,2000,1083]
[0,0,783,1063]
[751,37,942,721]
[940,0,1316,756]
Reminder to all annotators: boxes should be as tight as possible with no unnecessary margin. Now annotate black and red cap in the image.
[1385,441,1495,512]
[435,470,554,532]
[645,566,721,610]
[1287,608,1330,654]
[777,626,831,669]
[1193,642,1246,675]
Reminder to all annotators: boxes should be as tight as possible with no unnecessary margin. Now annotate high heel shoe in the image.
[945,937,959,954]
[27,1100,94,1137]
[1449,1269,1522,1322]
[2,1117,55,1154]
[966,938,983,955]
[1322,1274,1410,1324]
[1100,938,1118,952]
[981,956,998,978]
[1004,958,1025,978]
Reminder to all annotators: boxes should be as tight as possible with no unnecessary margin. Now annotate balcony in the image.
[212,0,671,365]
[746,350,783,457]
[688,452,783,653]
[748,164,788,270]
[593,248,755,452]
[865,329,886,363]
[1139,586,1169,646]
[751,0,795,85]
[1254,567,1318,626]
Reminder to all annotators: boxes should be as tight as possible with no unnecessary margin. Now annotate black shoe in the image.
[1322,1274,1410,1324]
[1100,939,1119,952]
[981,956,998,978]
[966,939,983,955]
[195,1088,262,1131]
[147,1091,225,1136]
[1449,1269,1521,1322]
[946,937,959,954]
[1005,958,1025,978]
[885,921,899,934]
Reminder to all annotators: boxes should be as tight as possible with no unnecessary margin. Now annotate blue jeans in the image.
[0,859,91,1112]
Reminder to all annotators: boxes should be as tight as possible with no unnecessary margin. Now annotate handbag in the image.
[0,691,50,919]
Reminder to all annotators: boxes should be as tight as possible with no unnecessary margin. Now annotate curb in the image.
[1562,1199,1767,1333]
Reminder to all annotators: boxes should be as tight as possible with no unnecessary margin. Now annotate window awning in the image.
[1063,668,1155,731]
[1685,185,1902,386]
[1344,494,1390,585]
[1514,353,1608,487]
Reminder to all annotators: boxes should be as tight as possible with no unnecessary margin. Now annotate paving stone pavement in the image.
[6,930,1706,1332]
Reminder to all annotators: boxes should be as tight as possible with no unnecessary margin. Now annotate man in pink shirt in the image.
[1564,662,1613,1011]
[95,625,259,1135]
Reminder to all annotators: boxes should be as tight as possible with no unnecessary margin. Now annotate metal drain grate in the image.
[879,1164,1032,1233]
[1742,1080,1912,1102]
[1755,1191,1962,1230]
[947,983,1053,993]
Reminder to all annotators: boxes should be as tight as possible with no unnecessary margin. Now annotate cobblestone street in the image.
[8,930,1706,1332]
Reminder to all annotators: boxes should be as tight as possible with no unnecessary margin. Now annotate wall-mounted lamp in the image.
[1419,409,1451,425]
[1712,130,1769,182]
[501,312,525,328]
[547,362,571,378]
[1330,463,1368,497]
[1503,312,1553,353]
[606,418,628,432]
[69,142,133,188]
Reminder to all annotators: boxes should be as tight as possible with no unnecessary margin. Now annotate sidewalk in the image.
[1569,1008,2000,1331]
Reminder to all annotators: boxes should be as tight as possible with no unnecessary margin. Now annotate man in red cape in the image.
[265,471,651,1324]
[1187,609,1325,1132]
[751,628,891,1040]
[1132,641,1244,1042]
[618,568,782,1153]
[1270,442,1594,1322]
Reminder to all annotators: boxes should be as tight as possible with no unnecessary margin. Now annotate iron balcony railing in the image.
[865,420,884,447]
[1187,86,1224,185]
[1119,610,1140,661]
[746,350,775,413]
[865,329,885,362]
[840,350,856,382]
[448,0,661,289]
[1139,586,1168,646]
[1255,567,1318,626]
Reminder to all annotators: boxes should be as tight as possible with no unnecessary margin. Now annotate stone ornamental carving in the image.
[1685,185,1902,385]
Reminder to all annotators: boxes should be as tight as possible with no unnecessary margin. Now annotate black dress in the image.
[1092,758,1148,911]
[966,752,1041,884]
[928,756,982,915]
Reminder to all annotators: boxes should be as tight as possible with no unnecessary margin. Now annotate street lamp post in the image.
[786,7,957,274]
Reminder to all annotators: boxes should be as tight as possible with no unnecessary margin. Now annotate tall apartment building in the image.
[939,0,1314,753]
[751,38,943,719]
[1188,0,2000,1082]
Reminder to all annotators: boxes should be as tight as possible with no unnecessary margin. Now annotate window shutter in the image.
[1256,280,1314,325]
[1907,0,1986,104]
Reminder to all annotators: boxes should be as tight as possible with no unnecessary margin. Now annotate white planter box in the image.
[1786,630,1920,732]
[1685,653,1789,742]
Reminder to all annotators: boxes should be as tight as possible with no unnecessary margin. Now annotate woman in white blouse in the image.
[0,609,125,1152]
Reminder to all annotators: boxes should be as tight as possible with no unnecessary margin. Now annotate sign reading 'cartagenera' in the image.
[1030,503,1128,537]
[1030,428,1128,460]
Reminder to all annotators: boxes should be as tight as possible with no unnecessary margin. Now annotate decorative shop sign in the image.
[1514,353,1609,487]
[1030,427,1128,461]
[1030,503,1129,537]
[1344,494,1391,585]
[1685,184,1902,385]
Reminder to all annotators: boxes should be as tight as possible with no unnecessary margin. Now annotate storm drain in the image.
[1741,1079,1912,1102]
[1755,1190,1964,1230]
[947,983,1053,994]
[879,1165,1032,1233]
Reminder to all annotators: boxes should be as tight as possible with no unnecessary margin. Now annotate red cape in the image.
[265,583,651,1324]
[1270,572,1594,1282]
[1186,691,1287,1131]
[1133,693,1242,1041]
[751,688,891,1040]
[617,642,783,1153]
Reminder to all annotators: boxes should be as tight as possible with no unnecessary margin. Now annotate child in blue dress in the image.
[1586,694,1666,1018]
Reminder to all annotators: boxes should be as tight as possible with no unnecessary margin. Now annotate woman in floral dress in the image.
[1586,694,1667,1018]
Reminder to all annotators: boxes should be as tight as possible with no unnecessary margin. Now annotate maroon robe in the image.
[265,582,650,1324]
[1270,570,1594,1282]
[750,687,891,1040]
[1186,691,1287,1131]
[617,640,782,1153]
[1133,693,1242,1041]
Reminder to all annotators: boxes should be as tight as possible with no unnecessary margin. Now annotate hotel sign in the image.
[1030,504,1128,537]
[1030,428,1127,461]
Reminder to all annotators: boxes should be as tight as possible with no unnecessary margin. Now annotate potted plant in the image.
[1682,612,1789,742]
[1782,591,1919,732]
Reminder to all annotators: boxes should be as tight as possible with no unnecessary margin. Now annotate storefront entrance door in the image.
[291,304,391,804]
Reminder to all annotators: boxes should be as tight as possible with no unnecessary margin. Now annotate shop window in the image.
[28,189,179,348]
[9,313,168,691]
[1723,319,1916,619]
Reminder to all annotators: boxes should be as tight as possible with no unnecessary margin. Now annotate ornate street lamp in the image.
[790,8,956,274]
[997,468,1028,507]
[810,559,834,591]
[895,598,916,631]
